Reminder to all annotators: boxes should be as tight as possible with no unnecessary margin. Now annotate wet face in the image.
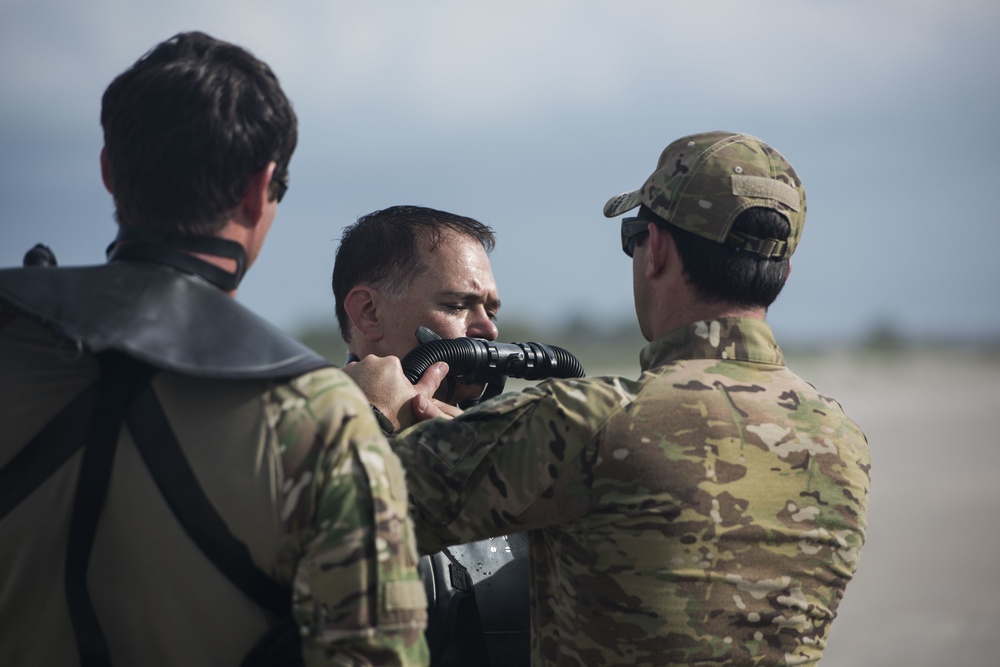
[378,230,500,404]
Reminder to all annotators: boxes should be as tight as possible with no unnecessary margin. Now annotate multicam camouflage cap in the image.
[603,131,806,259]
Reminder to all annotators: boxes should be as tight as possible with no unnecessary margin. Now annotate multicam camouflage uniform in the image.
[270,371,428,665]
[393,317,870,666]
[0,266,428,666]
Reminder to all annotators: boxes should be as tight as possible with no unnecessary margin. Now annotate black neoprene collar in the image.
[106,227,247,291]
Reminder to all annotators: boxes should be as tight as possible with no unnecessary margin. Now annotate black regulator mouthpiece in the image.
[401,326,585,386]
[23,243,57,267]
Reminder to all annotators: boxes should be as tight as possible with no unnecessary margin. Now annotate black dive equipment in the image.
[106,227,248,291]
[2,241,330,665]
[23,243,58,267]
[402,325,585,391]
[4,241,324,379]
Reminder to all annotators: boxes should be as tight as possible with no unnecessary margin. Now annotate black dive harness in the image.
[0,236,329,666]
[1,233,325,378]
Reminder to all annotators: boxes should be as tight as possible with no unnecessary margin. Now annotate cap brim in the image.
[603,189,642,218]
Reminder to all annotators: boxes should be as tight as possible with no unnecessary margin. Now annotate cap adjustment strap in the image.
[726,231,789,259]
[731,174,801,212]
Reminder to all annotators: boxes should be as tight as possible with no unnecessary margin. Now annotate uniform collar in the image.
[639,317,785,371]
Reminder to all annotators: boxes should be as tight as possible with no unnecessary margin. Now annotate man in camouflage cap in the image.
[0,32,427,666]
[354,131,871,666]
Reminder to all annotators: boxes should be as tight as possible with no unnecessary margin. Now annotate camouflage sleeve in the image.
[270,368,429,666]
[392,376,629,554]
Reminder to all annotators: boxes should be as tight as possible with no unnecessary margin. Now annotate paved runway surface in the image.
[789,350,1000,666]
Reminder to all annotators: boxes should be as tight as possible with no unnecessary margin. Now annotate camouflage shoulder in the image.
[270,366,374,435]
[275,368,428,662]
[268,367,388,482]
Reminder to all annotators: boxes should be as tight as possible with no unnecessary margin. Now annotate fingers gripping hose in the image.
[400,336,585,385]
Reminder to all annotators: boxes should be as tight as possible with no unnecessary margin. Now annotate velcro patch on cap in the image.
[731,175,800,212]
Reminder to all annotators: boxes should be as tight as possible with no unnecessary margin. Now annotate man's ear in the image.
[240,161,276,227]
[344,286,384,342]
[644,222,672,279]
[100,147,114,194]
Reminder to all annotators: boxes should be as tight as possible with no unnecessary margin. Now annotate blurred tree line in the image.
[295,313,1000,378]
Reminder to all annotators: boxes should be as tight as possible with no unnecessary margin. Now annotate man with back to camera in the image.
[351,132,872,666]
[0,32,428,666]
[333,204,532,665]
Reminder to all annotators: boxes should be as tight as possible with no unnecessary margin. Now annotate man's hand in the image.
[343,355,451,431]
[413,394,463,422]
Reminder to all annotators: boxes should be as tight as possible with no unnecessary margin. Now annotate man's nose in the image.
[467,312,498,341]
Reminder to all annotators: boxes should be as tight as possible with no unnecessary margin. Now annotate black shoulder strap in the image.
[0,353,147,666]
[125,381,290,616]
[64,351,151,667]
[126,378,302,666]
[0,382,97,522]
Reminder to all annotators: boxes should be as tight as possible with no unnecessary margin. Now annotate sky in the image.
[2,0,999,346]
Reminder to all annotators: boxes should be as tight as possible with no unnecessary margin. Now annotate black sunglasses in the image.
[270,170,289,203]
[621,217,650,257]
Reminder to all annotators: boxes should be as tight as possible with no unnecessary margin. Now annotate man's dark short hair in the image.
[639,204,791,309]
[100,31,297,234]
[332,205,496,344]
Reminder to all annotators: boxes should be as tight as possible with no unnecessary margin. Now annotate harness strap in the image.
[0,382,97,522]
[125,384,290,616]
[65,352,150,667]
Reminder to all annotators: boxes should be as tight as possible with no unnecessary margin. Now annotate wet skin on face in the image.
[377,231,500,404]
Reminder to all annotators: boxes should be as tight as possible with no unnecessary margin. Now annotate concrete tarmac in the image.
[790,349,1000,666]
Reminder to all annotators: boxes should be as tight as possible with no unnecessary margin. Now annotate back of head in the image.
[605,131,807,309]
[638,204,792,308]
[332,205,496,344]
[101,32,297,235]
